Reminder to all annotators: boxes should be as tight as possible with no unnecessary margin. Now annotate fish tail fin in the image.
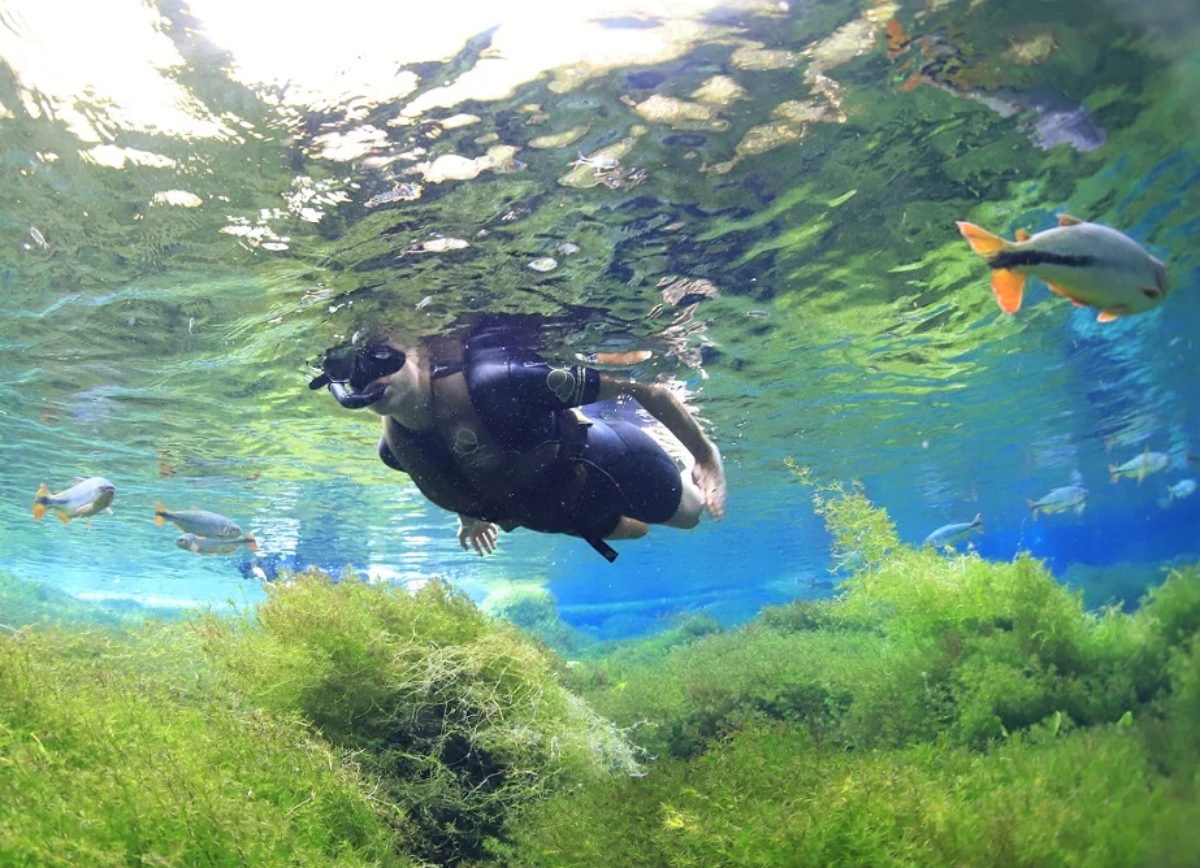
[154,502,167,526]
[956,221,1010,258]
[245,532,258,551]
[973,513,984,534]
[1108,464,1120,484]
[32,483,49,521]
[1026,500,1039,521]
[957,222,1024,313]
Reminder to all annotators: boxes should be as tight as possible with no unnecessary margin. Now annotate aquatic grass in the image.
[574,477,1200,760]
[194,572,642,865]
[0,624,408,868]
[503,719,1200,867]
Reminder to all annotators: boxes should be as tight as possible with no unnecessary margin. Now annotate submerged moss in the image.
[505,481,1200,865]
[3,482,1199,867]
[0,624,407,868]
[195,573,641,864]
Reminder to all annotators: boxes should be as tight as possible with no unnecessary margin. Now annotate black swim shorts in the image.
[573,420,683,538]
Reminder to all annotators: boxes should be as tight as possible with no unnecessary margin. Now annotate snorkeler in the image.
[309,322,726,562]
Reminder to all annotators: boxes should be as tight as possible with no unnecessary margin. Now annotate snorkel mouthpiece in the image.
[309,342,406,410]
[329,381,387,409]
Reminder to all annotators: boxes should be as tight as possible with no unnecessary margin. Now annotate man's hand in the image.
[692,448,727,521]
[457,516,499,556]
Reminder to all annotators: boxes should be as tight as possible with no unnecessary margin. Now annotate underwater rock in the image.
[438,113,481,129]
[632,94,717,128]
[528,257,559,272]
[364,183,422,208]
[729,41,798,71]
[528,123,592,149]
[691,75,748,106]
[404,236,470,254]
[412,153,482,183]
[558,132,643,188]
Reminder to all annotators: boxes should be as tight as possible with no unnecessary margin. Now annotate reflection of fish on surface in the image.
[32,477,116,527]
[154,503,243,539]
[1027,485,1088,519]
[176,532,258,555]
[1109,448,1170,484]
[1157,478,1197,509]
[957,214,1171,322]
[923,513,983,547]
[884,19,1105,152]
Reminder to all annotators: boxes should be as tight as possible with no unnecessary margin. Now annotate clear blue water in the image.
[0,0,1197,638]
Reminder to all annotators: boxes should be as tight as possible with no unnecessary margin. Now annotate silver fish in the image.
[155,503,243,538]
[1027,485,1088,519]
[175,532,258,555]
[32,477,116,526]
[1166,479,1197,502]
[1109,449,1170,484]
[923,513,983,547]
[958,214,1170,322]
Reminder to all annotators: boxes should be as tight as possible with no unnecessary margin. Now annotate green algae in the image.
[502,481,1200,865]
[4,475,1200,866]
[0,623,408,868]
[194,573,642,864]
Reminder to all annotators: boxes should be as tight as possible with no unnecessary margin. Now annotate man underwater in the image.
[310,321,726,561]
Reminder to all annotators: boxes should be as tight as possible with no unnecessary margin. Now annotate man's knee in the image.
[665,479,703,529]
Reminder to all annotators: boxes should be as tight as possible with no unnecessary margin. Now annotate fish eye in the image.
[1140,286,1163,300]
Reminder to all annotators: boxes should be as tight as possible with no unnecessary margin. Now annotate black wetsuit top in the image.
[381,345,682,560]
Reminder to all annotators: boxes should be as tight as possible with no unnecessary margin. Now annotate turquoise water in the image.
[1,0,1197,637]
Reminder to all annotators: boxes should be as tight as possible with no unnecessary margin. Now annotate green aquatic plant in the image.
[574,481,1200,758]
[785,459,899,571]
[503,719,1200,867]
[0,624,409,867]
[195,572,641,865]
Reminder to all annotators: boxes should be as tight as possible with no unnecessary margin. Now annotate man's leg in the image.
[663,471,703,529]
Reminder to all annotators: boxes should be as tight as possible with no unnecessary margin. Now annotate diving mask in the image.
[309,343,407,409]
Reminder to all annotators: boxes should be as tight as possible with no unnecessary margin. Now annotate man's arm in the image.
[595,376,727,520]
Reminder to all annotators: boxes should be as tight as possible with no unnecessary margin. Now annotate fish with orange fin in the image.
[31,477,116,527]
[957,214,1170,322]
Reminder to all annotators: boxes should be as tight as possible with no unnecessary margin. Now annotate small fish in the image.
[32,477,116,526]
[1109,448,1170,484]
[528,256,558,272]
[923,513,984,547]
[175,532,258,555]
[154,503,243,538]
[557,242,580,255]
[1027,485,1088,520]
[1167,479,1197,500]
[29,227,48,250]
[957,214,1170,322]
[1157,478,1197,509]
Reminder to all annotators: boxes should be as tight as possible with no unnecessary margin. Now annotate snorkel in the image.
[309,343,406,410]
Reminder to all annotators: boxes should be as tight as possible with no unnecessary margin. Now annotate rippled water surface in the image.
[1,0,1197,635]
